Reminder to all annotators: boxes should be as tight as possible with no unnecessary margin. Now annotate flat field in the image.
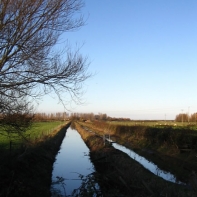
[107,120,197,128]
[0,122,70,197]
[0,121,64,150]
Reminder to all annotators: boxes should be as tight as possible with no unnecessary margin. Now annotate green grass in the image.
[26,121,63,139]
[0,122,70,197]
[0,121,64,150]
[107,120,197,129]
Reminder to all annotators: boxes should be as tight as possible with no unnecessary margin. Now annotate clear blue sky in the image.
[38,0,197,120]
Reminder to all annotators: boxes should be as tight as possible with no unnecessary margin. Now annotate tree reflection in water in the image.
[51,172,102,197]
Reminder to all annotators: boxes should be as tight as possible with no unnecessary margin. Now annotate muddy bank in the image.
[0,122,70,197]
[74,122,196,197]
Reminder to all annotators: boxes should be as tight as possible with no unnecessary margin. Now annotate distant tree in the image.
[89,113,95,121]
[0,0,90,136]
[190,113,197,122]
[101,113,107,121]
[79,113,95,121]
[175,113,188,122]
[33,113,44,122]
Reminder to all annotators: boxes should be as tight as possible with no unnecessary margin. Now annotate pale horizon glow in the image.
[38,0,197,120]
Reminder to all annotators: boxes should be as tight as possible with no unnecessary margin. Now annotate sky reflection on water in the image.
[51,127,93,196]
[51,127,185,196]
[112,143,185,184]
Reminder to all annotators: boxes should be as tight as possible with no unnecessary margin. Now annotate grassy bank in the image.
[86,121,197,150]
[0,121,63,150]
[79,120,197,185]
[74,122,196,197]
[0,122,70,197]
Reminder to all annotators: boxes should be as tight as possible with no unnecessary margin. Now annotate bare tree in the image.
[0,0,90,112]
[0,0,90,143]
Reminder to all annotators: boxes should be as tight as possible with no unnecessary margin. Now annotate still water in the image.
[51,127,94,196]
[51,126,185,196]
[112,142,185,184]
[83,128,186,184]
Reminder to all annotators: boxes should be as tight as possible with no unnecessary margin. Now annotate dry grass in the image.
[74,121,196,197]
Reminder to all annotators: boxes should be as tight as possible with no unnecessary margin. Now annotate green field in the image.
[106,120,197,129]
[27,121,64,138]
[0,121,64,150]
[82,120,197,151]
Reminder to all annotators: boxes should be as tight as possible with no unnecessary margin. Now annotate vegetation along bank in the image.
[80,120,197,184]
[74,121,196,197]
[0,122,70,197]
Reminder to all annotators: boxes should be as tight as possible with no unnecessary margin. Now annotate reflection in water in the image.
[51,127,94,196]
[112,142,185,184]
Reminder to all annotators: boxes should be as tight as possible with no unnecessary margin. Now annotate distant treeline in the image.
[2,112,130,122]
[71,112,197,122]
[175,112,197,122]
[70,112,130,121]
[33,112,69,121]
[27,112,197,122]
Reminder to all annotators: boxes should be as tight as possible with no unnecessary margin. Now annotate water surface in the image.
[111,142,185,184]
[51,127,94,196]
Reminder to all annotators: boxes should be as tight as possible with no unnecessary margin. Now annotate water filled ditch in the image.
[51,126,186,196]
[51,127,94,196]
[85,126,186,185]
[111,142,185,184]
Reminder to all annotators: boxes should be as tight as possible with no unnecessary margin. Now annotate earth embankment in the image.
[74,121,195,197]
[80,120,197,183]
[0,122,70,197]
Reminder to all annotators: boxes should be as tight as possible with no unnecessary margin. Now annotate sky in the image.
[38,0,197,120]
